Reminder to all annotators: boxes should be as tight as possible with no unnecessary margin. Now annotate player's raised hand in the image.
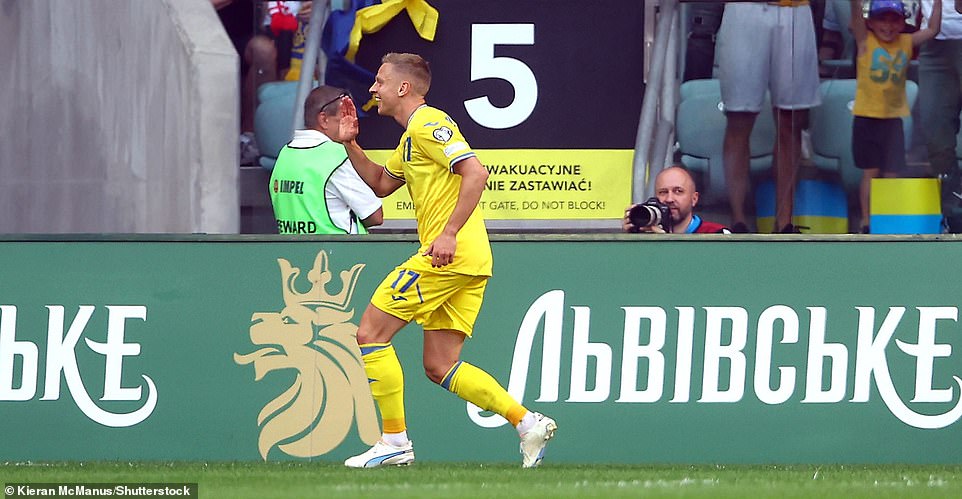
[336,95,360,143]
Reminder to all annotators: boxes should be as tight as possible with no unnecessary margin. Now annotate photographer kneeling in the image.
[623,166,731,234]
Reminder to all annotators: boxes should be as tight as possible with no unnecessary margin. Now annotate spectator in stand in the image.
[622,166,732,234]
[917,0,962,230]
[819,0,857,78]
[716,1,822,233]
[683,2,724,81]
[262,1,314,80]
[214,0,279,165]
[850,0,943,233]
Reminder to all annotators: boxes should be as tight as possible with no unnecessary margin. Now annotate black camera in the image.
[628,197,673,233]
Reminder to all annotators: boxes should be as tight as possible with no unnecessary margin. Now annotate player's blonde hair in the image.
[382,52,431,96]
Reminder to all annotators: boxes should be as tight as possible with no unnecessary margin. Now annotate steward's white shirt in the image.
[288,129,381,234]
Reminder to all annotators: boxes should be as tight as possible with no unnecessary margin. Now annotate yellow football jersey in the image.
[385,105,493,277]
[853,32,912,119]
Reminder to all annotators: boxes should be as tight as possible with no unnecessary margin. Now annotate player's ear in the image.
[398,80,409,97]
[691,191,699,208]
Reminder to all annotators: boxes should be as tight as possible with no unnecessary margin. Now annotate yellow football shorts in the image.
[370,265,488,336]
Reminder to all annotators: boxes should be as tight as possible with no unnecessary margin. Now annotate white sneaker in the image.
[344,440,415,468]
[519,412,557,468]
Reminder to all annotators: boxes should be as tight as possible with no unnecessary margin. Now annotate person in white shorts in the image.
[717,1,821,233]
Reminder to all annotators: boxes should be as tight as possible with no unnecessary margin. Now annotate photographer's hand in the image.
[623,204,666,233]
[623,205,638,233]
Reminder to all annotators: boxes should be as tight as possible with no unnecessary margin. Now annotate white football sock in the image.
[382,431,409,447]
[515,411,537,435]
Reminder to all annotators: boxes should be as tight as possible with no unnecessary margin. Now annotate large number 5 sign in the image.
[464,24,537,130]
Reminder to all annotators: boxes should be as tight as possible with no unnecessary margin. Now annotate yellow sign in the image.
[367,149,633,220]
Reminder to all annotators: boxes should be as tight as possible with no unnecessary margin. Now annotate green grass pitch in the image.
[2,462,961,498]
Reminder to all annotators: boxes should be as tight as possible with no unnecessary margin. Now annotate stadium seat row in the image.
[676,78,926,204]
[253,79,962,213]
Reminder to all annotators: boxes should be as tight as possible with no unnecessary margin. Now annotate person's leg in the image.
[421,275,556,468]
[723,112,758,227]
[717,3,771,231]
[775,4,819,232]
[774,108,807,231]
[918,40,962,192]
[770,4,820,232]
[423,329,528,427]
[860,168,880,230]
[344,303,413,468]
[421,275,529,426]
[356,304,409,437]
[422,327,556,468]
[852,116,874,230]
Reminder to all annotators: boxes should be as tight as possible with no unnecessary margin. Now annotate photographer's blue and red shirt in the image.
[685,215,731,234]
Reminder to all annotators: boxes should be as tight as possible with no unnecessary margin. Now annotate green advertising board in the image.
[0,235,960,464]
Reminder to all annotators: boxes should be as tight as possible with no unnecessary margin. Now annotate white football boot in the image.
[519,412,557,468]
[344,440,415,468]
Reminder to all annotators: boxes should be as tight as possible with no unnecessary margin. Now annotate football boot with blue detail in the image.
[344,440,415,468]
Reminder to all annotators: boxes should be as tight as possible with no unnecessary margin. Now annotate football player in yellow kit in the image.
[337,52,557,469]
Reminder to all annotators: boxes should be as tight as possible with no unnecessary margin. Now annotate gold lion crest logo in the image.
[235,250,380,460]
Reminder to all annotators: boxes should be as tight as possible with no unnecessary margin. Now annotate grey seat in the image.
[675,78,775,204]
[253,81,299,170]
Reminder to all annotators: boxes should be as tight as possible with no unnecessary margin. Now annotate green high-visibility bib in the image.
[269,140,367,234]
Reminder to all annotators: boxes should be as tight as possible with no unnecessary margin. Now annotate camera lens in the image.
[628,204,661,228]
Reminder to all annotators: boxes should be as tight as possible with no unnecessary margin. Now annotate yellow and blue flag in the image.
[756,179,849,234]
[870,178,942,234]
[322,0,438,116]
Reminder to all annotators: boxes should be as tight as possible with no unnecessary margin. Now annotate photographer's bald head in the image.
[623,166,730,234]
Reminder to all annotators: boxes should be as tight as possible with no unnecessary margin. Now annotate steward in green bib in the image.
[269,86,383,234]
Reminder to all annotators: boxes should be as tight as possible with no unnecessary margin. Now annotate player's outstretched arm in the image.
[343,140,403,197]
[336,96,403,197]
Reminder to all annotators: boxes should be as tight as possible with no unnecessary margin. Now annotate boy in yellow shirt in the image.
[850,0,942,232]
